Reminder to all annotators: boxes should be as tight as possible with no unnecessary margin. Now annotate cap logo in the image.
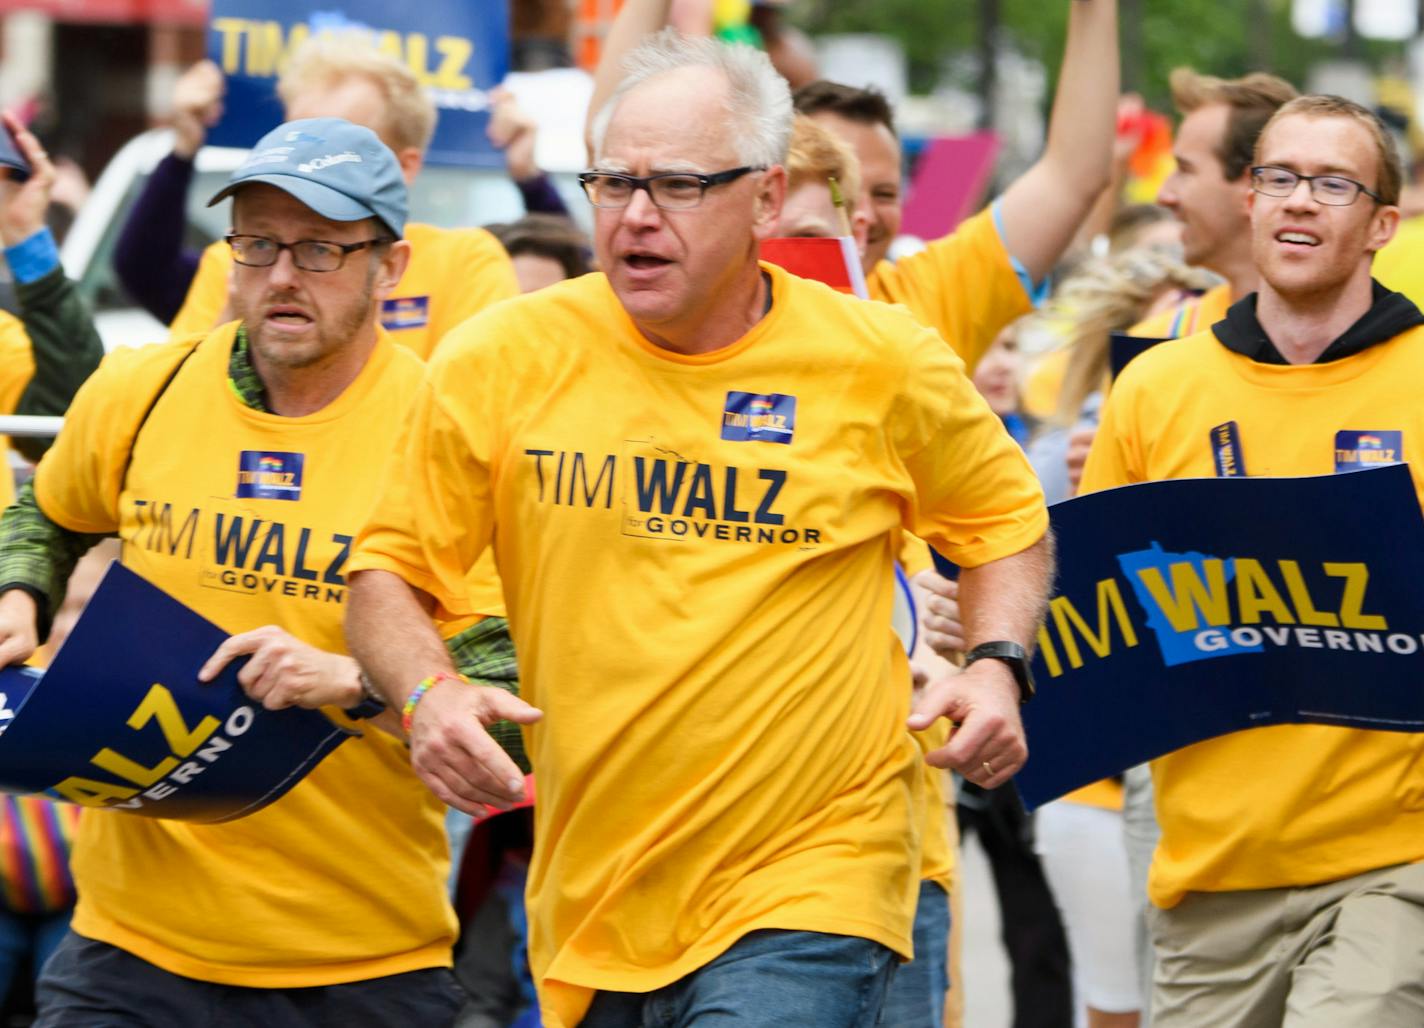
[297,151,363,174]
[243,146,294,169]
[284,130,324,144]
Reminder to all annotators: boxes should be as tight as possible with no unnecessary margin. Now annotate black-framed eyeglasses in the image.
[578,166,765,210]
[225,233,394,272]
[1250,166,1384,207]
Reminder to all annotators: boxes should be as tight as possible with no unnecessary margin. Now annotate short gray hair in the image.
[591,28,792,168]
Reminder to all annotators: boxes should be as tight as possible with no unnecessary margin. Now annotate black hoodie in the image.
[1211,280,1424,365]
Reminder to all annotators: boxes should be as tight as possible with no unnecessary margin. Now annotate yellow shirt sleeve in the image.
[168,242,231,337]
[419,226,519,348]
[350,374,494,621]
[867,206,1033,372]
[896,327,1049,568]
[898,533,934,576]
[1374,215,1424,309]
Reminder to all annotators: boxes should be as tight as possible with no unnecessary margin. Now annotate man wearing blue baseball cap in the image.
[0,117,510,1025]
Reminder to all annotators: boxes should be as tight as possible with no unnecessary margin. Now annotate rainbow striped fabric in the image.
[0,795,81,914]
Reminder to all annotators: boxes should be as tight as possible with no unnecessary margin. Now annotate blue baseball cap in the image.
[207,117,407,238]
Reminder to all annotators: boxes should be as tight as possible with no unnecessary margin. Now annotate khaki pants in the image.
[1150,860,1424,1028]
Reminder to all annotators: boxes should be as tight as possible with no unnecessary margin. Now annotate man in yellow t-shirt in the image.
[795,0,1119,375]
[1082,97,1424,1026]
[347,33,1052,1028]
[0,119,509,1025]
[167,38,518,359]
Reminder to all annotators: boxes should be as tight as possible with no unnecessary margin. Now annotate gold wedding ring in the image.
[982,760,995,777]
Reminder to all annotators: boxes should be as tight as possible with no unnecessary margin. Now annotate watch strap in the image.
[963,640,1035,703]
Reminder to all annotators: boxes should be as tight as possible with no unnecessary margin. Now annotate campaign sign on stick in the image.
[0,563,355,823]
[1017,464,1424,809]
[206,0,510,167]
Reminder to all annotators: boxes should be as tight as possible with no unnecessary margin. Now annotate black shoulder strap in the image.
[117,339,203,493]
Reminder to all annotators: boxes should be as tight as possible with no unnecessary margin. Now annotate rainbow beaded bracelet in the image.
[401,671,469,734]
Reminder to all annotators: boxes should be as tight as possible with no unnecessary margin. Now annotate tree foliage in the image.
[788,0,1407,111]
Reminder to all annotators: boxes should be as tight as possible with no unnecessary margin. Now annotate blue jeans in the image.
[879,881,950,1027]
[579,928,898,1027]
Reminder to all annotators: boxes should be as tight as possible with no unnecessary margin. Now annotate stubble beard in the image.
[237,272,375,372]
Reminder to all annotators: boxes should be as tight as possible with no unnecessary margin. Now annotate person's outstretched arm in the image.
[0,114,104,461]
[994,0,1119,284]
[584,0,674,158]
[112,60,223,323]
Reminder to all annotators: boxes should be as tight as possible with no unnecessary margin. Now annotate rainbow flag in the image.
[0,795,80,913]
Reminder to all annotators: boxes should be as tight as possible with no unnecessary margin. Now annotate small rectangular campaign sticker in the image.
[721,391,796,445]
[1334,430,1403,473]
[1210,421,1246,478]
[381,295,430,330]
[236,451,304,501]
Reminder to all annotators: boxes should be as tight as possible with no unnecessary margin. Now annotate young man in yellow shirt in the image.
[348,31,1053,1028]
[1082,96,1424,1027]
[0,119,487,1025]
[795,0,1118,377]
[166,39,518,359]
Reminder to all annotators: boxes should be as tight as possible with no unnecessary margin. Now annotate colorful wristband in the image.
[401,671,468,734]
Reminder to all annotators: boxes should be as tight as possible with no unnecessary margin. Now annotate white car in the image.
[61,70,594,351]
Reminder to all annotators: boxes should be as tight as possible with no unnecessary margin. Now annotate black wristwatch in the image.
[344,670,388,720]
[963,641,1035,703]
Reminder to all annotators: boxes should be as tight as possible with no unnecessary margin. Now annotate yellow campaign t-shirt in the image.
[168,223,519,360]
[868,206,1033,374]
[0,311,36,509]
[1374,215,1424,310]
[1023,283,1235,421]
[32,323,457,986]
[352,264,1048,1027]
[1127,281,1233,340]
[1080,327,1424,909]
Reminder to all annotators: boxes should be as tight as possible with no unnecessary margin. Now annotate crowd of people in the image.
[0,0,1415,1024]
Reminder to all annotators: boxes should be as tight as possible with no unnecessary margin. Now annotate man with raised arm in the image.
[348,31,1053,1028]
[794,0,1117,374]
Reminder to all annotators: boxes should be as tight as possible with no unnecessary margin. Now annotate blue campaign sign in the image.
[1109,332,1168,380]
[206,0,510,167]
[0,563,355,823]
[1017,464,1424,809]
